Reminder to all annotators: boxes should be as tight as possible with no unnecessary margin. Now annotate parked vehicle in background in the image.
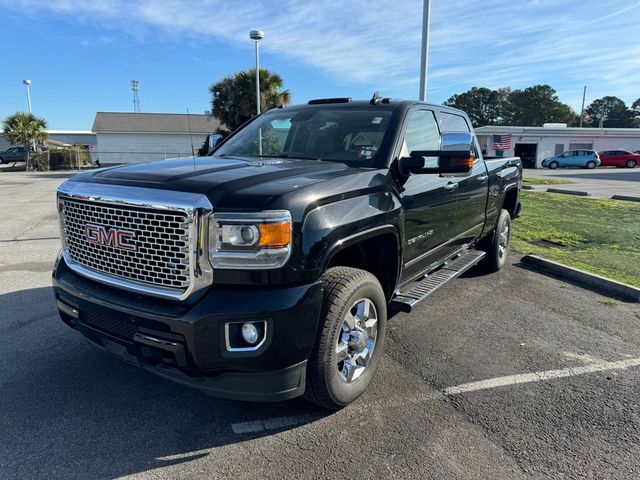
[52,96,522,409]
[598,150,639,168]
[541,149,600,169]
[0,146,27,164]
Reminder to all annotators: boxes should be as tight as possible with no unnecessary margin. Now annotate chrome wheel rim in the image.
[498,222,510,259]
[336,298,378,383]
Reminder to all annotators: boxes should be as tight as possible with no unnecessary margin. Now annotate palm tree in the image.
[2,112,47,170]
[210,68,291,131]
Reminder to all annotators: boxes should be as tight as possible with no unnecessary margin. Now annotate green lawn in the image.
[522,177,576,185]
[512,191,640,287]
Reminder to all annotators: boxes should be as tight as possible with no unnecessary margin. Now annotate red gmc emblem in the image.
[84,224,137,251]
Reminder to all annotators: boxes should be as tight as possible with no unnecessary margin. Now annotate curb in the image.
[521,255,640,303]
[611,195,640,203]
[546,188,590,196]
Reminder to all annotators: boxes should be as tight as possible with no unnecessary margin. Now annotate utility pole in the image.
[418,0,431,101]
[579,85,586,127]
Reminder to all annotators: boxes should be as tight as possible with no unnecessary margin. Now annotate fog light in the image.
[241,323,259,344]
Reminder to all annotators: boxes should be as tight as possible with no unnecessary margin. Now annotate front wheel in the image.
[549,161,559,169]
[626,159,637,168]
[479,209,511,273]
[305,267,387,410]
[586,161,596,169]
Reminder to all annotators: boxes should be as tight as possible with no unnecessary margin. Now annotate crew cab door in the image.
[398,109,459,280]
[438,111,489,246]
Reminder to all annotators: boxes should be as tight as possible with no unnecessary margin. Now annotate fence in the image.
[92,151,195,166]
[30,149,198,171]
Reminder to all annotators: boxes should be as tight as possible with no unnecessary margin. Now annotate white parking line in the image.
[231,414,316,434]
[444,358,640,395]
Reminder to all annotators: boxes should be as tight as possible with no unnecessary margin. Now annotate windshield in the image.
[214,107,394,167]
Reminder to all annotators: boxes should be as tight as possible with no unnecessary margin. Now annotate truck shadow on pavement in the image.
[0,286,329,480]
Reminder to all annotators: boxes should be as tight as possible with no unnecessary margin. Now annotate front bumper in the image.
[52,256,323,402]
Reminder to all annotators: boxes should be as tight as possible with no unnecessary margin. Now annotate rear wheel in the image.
[626,159,637,168]
[479,209,511,273]
[549,161,559,169]
[586,161,596,169]
[305,267,386,410]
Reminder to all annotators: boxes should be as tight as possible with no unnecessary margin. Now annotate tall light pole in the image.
[250,30,264,115]
[418,0,431,102]
[23,79,32,113]
[579,85,587,128]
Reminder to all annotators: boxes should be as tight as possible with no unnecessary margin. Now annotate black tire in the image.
[586,161,596,169]
[626,159,637,168]
[305,267,387,410]
[549,161,559,169]
[479,209,511,273]
[0,157,5,164]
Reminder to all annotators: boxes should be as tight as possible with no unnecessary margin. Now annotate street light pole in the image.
[418,0,431,102]
[23,79,32,113]
[22,79,33,172]
[250,30,264,115]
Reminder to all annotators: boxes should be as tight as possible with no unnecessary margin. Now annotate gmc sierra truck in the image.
[53,96,521,409]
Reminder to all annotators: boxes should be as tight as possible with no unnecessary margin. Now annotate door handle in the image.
[478,174,489,182]
[444,182,458,191]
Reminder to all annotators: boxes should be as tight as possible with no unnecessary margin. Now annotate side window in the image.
[440,112,471,132]
[403,110,440,155]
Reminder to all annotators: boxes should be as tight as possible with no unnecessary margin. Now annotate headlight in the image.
[209,210,292,269]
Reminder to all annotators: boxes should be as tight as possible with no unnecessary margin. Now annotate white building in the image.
[92,112,221,164]
[476,125,640,168]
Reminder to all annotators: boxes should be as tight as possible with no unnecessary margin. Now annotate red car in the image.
[598,150,639,168]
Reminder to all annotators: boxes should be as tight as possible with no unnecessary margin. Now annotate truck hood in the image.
[71,156,386,210]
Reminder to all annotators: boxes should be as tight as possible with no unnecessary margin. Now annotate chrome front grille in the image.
[61,198,191,290]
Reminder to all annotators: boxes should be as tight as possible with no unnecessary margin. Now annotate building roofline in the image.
[95,111,211,116]
[476,125,640,136]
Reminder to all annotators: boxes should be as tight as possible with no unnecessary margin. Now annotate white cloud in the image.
[2,0,639,107]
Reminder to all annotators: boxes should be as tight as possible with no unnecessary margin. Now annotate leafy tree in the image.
[2,112,47,169]
[628,98,640,127]
[443,87,509,126]
[502,85,575,126]
[210,68,291,131]
[584,96,635,128]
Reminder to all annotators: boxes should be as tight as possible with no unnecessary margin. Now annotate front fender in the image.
[301,191,402,272]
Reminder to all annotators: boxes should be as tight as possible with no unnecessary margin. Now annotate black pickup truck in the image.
[53,96,521,409]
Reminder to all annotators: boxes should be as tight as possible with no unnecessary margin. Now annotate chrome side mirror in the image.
[400,132,476,176]
[207,133,223,155]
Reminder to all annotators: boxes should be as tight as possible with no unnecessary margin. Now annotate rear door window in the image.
[440,112,471,132]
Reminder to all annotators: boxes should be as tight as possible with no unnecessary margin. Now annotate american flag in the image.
[492,134,511,150]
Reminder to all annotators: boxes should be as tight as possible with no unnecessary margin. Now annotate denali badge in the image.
[84,224,137,251]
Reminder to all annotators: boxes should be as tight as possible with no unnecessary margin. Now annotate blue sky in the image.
[1,0,639,130]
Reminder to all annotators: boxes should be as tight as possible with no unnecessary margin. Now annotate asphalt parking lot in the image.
[2,172,640,480]
[525,167,639,198]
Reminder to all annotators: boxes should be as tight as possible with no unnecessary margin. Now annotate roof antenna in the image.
[186,108,196,168]
[370,91,382,105]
